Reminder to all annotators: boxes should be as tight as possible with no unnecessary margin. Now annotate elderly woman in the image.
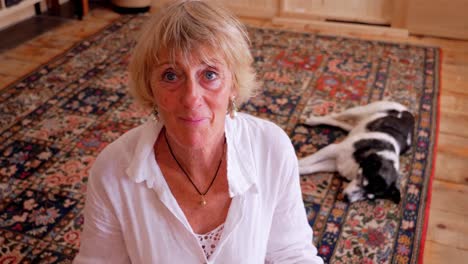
[74,1,323,263]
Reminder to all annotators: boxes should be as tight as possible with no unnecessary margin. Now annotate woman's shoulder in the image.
[100,122,148,157]
[233,113,294,152]
[234,113,282,133]
[90,122,152,180]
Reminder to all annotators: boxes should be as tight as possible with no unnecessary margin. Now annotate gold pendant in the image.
[200,195,207,206]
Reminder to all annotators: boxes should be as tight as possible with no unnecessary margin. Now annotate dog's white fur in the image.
[299,101,410,202]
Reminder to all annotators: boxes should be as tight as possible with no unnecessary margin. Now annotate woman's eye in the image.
[204,71,218,80]
[163,72,177,81]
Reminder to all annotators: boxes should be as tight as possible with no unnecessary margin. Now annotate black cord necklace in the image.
[164,129,225,206]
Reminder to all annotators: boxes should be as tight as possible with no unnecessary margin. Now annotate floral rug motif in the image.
[0,15,439,263]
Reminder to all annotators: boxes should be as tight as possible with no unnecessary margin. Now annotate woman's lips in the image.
[179,117,207,124]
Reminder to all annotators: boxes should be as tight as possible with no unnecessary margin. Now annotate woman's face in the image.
[151,49,235,149]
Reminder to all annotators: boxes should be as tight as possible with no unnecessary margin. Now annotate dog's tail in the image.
[303,101,409,131]
[303,115,354,131]
[329,101,408,120]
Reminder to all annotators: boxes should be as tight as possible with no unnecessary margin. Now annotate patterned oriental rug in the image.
[0,15,440,263]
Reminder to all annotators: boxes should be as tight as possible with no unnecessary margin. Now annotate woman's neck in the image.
[163,128,226,181]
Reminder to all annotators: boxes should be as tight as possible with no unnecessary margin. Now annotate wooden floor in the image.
[0,7,467,264]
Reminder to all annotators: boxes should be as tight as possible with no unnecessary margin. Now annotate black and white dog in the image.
[298,101,415,203]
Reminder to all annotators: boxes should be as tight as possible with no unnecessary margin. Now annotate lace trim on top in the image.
[195,223,225,260]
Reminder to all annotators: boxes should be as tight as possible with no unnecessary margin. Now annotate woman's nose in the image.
[181,76,201,109]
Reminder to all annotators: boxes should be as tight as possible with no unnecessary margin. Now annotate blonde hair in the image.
[128,0,260,109]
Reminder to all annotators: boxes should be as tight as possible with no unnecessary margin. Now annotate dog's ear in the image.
[388,183,401,204]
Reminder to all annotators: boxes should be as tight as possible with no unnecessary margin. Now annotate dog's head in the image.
[359,153,401,204]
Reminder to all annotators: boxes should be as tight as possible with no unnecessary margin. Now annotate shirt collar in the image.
[125,120,163,189]
[125,115,258,197]
[224,114,259,197]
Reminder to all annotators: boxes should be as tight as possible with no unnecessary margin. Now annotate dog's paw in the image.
[303,116,327,126]
[299,165,316,175]
[298,166,310,175]
[345,190,365,203]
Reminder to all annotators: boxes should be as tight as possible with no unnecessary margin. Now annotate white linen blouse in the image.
[73,113,323,264]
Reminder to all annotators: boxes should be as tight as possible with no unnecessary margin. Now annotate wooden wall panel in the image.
[0,0,43,30]
[325,0,392,24]
[406,0,468,40]
[152,0,279,18]
[280,0,393,24]
[279,0,323,20]
[218,0,278,18]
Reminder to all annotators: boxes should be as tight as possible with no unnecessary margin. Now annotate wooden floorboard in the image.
[0,73,16,91]
[424,241,468,264]
[435,151,468,184]
[7,43,65,64]
[427,208,468,250]
[439,112,468,138]
[430,180,468,215]
[438,133,468,157]
[0,54,40,77]
[440,91,468,117]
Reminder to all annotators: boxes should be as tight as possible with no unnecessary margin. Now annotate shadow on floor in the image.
[0,0,110,52]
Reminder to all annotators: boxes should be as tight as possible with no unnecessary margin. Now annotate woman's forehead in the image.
[156,46,227,67]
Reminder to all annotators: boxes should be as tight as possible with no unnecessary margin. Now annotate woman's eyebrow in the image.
[154,58,223,69]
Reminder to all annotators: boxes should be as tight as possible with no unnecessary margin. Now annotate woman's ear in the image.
[229,86,238,98]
